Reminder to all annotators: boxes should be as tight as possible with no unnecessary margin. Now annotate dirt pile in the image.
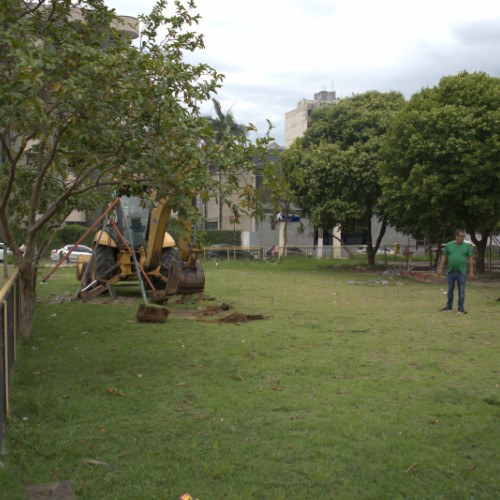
[216,312,264,323]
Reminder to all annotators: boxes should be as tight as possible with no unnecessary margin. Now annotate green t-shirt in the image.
[444,241,473,274]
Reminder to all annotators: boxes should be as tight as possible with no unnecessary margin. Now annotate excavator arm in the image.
[143,191,172,272]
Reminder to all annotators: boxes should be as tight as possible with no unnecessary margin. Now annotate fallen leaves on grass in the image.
[106,387,126,397]
[272,380,284,391]
[83,458,111,467]
[405,463,419,473]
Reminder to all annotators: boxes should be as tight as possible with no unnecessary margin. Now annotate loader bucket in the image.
[165,259,205,297]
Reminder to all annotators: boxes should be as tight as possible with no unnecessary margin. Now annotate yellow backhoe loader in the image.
[75,189,205,302]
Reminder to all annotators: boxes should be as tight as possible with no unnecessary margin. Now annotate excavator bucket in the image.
[164,259,205,297]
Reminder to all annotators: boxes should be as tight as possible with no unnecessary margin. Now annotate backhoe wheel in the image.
[82,244,116,289]
[151,247,179,291]
[160,247,179,276]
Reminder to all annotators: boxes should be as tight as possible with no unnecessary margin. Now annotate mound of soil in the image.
[217,312,264,323]
[136,304,169,323]
[200,303,230,316]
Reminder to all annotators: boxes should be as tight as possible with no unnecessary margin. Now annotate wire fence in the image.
[201,244,422,262]
[0,270,20,455]
[200,243,500,269]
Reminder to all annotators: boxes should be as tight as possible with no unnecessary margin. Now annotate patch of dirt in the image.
[136,304,169,323]
[169,302,231,320]
[216,312,265,323]
[200,303,230,316]
[169,309,199,318]
[80,297,136,305]
[169,302,266,323]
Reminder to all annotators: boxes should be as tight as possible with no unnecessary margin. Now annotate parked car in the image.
[0,243,13,262]
[50,244,93,263]
[266,245,313,259]
[356,245,395,255]
[207,244,255,260]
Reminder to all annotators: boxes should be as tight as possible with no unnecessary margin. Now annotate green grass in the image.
[1,260,499,499]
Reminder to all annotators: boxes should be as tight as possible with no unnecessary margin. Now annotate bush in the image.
[55,224,93,247]
[201,230,241,246]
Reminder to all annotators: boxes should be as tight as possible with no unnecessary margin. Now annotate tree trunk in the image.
[467,229,489,273]
[365,221,375,266]
[365,218,387,267]
[374,221,387,254]
[474,239,488,273]
[19,260,36,339]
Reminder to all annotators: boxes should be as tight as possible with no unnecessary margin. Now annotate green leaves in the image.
[380,71,500,250]
[0,1,273,339]
[284,91,405,262]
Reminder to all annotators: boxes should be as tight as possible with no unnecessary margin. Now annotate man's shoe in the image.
[457,310,468,315]
[439,307,451,312]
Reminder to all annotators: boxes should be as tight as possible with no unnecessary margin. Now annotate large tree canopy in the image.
[380,71,500,271]
[283,90,405,265]
[0,0,270,337]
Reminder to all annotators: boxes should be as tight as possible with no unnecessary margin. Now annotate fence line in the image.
[201,244,413,260]
[0,270,21,455]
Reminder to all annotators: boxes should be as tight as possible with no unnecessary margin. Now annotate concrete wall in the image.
[246,215,315,249]
[371,219,417,248]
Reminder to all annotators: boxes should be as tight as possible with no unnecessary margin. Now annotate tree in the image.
[283,91,405,265]
[204,99,248,228]
[0,0,270,338]
[380,71,500,271]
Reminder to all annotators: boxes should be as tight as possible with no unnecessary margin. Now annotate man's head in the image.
[455,229,466,243]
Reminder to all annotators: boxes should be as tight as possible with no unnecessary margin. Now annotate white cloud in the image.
[107,0,500,145]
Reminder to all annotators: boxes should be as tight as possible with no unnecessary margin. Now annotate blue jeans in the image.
[446,271,466,311]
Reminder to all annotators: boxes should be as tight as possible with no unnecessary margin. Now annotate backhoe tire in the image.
[82,244,116,289]
[160,247,179,277]
[151,247,179,291]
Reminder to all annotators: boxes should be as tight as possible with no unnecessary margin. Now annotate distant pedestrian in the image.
[437,229,474,314]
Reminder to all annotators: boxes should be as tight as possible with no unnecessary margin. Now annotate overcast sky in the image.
[106,0,500,145]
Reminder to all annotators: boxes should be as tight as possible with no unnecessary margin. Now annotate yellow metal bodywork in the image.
[143,193,172,272]
[163,232,176,248]
[78,190,204,300]
[76,254,91,280]
[94,229,117,248]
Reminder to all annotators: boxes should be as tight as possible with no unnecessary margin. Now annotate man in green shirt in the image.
[437,229,474,314]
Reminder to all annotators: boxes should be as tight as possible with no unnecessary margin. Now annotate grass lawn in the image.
[1,260,499,499]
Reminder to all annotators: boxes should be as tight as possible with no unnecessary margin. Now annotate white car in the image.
[50,244,93,263]
[0,243,13,262]
[356,245,394,255]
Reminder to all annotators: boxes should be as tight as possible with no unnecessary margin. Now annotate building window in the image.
[205,221,219,230]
